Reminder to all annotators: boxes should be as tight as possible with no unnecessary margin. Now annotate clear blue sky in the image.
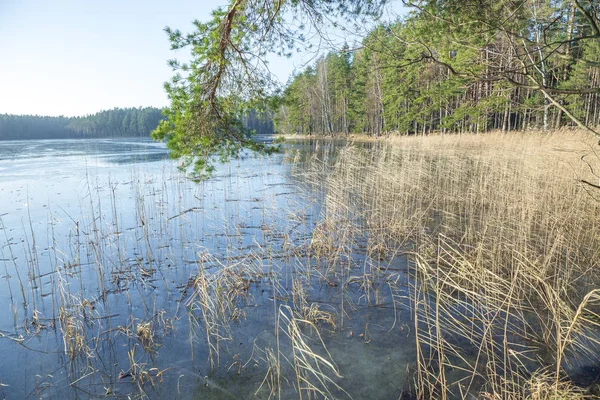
[0,0,405,117]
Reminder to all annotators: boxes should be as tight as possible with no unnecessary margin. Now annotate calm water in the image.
[0,138,411,399]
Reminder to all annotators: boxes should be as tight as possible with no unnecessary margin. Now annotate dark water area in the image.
[0,138,411,399]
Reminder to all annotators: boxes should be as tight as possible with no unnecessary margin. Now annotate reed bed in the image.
[305,130,600,398]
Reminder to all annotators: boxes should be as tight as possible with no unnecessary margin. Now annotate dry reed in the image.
[307,130,600,398]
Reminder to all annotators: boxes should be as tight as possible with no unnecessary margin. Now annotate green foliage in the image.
[275,0,600,136]
[156,0,388,175]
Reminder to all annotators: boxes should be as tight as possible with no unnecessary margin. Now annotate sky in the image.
[0,0,405,117]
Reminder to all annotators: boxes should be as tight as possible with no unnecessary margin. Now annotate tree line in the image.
[275,1,600,136]
[0,106,274,141]
[0,107,164,140]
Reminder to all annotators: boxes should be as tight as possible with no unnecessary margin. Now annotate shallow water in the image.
[0,138,411,399]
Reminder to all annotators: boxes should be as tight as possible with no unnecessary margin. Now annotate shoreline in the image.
[277,127,599,144]
[277,133,386,142]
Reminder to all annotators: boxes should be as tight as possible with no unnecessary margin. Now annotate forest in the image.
[275,3,600,136]
[0,107,164,140]
[0,107,274,141]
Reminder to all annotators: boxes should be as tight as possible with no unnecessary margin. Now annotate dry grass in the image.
[279,305,349,400]
[185,251,264,367]
[308,130,600,398]
[292,278,337,330]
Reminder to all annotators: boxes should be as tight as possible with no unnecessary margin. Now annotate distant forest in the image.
[241,109,275,136]
[0,107,164,140]
[0,107,274,140]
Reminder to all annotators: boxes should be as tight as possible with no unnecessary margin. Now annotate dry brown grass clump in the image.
[185,252,265,367]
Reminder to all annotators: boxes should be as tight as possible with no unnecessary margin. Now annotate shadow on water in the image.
[104,151,169,165]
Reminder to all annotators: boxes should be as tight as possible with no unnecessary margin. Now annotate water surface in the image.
[0,138,410,399]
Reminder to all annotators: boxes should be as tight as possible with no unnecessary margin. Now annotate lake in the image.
[0,138,411,399]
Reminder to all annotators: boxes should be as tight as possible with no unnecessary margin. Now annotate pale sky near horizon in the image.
[0,0,405,117]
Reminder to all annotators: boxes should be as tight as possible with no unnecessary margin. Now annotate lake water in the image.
[0,138,411,399]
